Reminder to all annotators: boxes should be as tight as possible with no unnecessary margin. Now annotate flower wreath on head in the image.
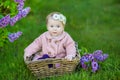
[0,0,30,42]
[52,14,66,25]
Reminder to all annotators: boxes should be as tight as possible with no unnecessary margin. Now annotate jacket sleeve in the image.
[65,34,76,58]
[24,36,42,56]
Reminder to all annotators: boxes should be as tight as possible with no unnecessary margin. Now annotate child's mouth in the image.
[53,32,57,34]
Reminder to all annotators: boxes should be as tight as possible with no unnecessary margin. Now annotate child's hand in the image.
[65,55,73,61]
[24,53,31,61]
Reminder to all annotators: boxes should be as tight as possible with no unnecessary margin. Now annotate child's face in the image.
[47,19,64,37]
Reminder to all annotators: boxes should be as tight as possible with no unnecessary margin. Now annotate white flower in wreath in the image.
[52,14,60,20]
[52,14,66,25]
[59,14,66,24]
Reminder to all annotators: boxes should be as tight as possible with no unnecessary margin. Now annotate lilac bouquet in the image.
[80,50,108,73]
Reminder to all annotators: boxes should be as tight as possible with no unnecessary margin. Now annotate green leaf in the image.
[4,1,11,8]
[80,47,88,56]
[0,14,4,18]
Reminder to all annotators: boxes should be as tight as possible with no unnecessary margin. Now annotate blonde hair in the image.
[46,12,66,26]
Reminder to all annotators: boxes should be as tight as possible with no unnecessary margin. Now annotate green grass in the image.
[0,0,120,80]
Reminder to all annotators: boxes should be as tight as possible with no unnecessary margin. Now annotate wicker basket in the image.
[25,43,80,78]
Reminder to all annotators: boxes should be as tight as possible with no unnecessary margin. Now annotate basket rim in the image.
[25,57,80,64]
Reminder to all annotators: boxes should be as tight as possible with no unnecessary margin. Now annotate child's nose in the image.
[53,26,57,30]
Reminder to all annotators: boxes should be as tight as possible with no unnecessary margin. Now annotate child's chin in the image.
[52,34,58,36]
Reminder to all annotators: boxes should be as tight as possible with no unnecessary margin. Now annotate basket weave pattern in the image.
[26,56,80,78]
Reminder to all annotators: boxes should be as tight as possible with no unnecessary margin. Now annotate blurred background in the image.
[0,0,120,80]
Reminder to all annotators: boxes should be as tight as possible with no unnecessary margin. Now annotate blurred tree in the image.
[0,0,18,16]
[0,0,17,48]
[0,0,30,49]
[113,0,120,4]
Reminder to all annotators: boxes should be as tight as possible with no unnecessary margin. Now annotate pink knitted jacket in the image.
[24,31,76,59]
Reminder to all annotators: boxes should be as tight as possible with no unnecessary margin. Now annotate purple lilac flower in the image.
[81,62,88,69]
[21,7,31,17]
[16,31,22,36]
[14,0,25,3]
[80,55,89,63]
[95,54,104,61]
[17,12,23,20]
[17,2,24,11]
[80,54,90,69]
[88,54,94,61]
[10,15,19,26]
[91,60,99,73]
[9,13,22,26]
[93,50,109,61]
[103,54,108,61]
[93,50,103,55]
[0,14,10,28]
[93,50,104,61]
[10,7,30,26]
[8,31,22,42]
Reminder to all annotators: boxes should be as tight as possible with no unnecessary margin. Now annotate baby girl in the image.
[24,12,76,62]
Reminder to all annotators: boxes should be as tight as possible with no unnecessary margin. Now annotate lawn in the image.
[0,0,120,80]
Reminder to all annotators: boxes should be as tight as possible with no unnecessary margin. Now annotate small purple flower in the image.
[81,62,88,69]
[93,50,109,61]
[10,16,18,26]
[17,12,23,20]
[14,0,25,3]
[88,54,94,61]
[93,50,103,55]
[93,50,104,61]
[103,54,108,61]
[80,54,91,70]
[17,2,24,11]
[8,34,16,42]
[91,60,99,73]
[0,14,10,28]
[21,7,31,17]
[95,54,104,61]
[80,55,89,62]
[16,31,22,37]
[8,31,22,42]
[9,13,22,26]
[9,19,15,26]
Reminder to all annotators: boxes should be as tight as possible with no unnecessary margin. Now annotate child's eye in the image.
[57,25,60,28]
[50,25,53,27]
